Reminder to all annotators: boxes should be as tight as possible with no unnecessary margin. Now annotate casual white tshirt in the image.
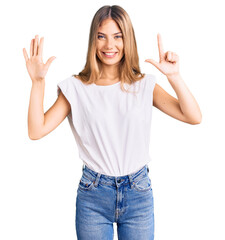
[57,73,156,176]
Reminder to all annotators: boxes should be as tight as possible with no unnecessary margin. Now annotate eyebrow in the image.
[97,32,122,35]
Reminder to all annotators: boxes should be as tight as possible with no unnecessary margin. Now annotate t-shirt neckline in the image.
[93,81,121,87]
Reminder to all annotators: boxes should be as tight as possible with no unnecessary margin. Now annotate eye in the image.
[115,35,122,39]
[97,35,105,39]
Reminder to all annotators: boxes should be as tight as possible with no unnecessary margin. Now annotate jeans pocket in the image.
[133,175,152,192]
[78,175,95,191]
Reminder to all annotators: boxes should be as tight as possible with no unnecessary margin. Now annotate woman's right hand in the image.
[23,35,56,83]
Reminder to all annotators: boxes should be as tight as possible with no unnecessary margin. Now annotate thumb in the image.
[45,56,56,69]
[145,59,160,69]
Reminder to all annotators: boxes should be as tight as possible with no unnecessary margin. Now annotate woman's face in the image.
[96,18,124,67]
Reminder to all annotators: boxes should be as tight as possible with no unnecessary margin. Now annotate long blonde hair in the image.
[73,5,145,92]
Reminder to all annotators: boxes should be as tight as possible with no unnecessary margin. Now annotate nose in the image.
[105,37,114,49]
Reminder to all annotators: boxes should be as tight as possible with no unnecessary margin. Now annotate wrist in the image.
[166,73,182,81]
[32,78,45,84]
[32,79,45,87]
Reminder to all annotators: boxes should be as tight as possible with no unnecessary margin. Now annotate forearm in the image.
[28,80,45,139]
[167,74,202,123]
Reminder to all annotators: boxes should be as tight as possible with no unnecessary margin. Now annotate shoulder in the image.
[57,75,80,91]
[144,73,157,84]
[58,75,74,85]
[141,74,157,90]
[57,76,78,99]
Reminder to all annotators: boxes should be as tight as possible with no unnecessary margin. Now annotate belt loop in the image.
[94,173,101,187]
[147,165,149,173]
[128,174,134,188]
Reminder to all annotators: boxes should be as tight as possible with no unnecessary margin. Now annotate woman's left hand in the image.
[145,33,180,78]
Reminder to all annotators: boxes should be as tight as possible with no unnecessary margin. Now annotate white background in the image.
[0,0,224,239]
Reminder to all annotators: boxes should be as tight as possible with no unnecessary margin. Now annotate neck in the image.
[99,65,120,81]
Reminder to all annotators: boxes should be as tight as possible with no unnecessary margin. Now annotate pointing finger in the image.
[157,33,164,61]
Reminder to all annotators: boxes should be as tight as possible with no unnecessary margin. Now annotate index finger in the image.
[157,33,164,61]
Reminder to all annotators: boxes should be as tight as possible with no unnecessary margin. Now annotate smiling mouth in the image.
[102,52,118,58]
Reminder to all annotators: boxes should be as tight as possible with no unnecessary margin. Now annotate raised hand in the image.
[145,33,180,78]
[23,35,56,82]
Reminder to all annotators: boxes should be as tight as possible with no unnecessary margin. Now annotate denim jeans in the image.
[76,164,154,240]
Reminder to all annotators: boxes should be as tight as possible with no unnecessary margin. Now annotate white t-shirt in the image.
[57,73,156,176]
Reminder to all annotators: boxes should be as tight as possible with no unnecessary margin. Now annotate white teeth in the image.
[104,52,116,56]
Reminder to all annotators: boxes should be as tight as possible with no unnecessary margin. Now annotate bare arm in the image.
[145,33,202,124]
[27,80,45,139]
[27,79,71,140]
[42,90,71,139]
[23,35,70,140]
[153,82,201,124]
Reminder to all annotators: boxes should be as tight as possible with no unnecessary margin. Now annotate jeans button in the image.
[117,179,121,183]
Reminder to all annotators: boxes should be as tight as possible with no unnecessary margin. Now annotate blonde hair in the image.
[73,5,145,92]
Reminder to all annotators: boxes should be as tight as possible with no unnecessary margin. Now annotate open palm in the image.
[23,35,56,82]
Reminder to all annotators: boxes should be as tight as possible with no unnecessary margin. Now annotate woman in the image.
[23,5,202,240]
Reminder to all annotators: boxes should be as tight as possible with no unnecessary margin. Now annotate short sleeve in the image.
[144,74,157,107]
[147,74,157,93]
[57,77,70,98]
[56,76,74,122]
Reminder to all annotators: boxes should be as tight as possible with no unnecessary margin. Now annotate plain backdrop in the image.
[0,0,224,239]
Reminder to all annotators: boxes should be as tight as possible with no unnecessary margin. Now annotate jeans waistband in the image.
[81,164,150,188]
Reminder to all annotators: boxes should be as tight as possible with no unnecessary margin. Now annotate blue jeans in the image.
[76,164,154,240]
